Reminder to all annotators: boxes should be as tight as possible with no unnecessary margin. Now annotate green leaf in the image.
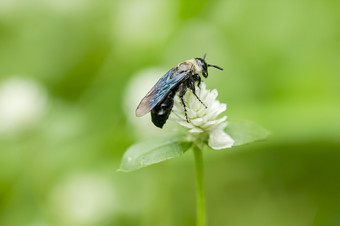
[118,133,192,172]
[225,120,270,146]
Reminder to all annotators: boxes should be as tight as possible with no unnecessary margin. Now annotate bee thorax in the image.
[178,59,203,74]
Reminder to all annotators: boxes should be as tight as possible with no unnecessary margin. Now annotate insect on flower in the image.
[135,54,223,128]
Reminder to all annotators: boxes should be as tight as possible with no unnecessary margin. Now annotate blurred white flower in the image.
[0,0,20,13]
[50,173,116,225]
[170,82,234,150]
[0,77,48,134]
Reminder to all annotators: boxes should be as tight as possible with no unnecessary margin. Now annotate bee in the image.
[135,54,223,128]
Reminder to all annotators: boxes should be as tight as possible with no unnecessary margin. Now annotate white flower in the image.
[0,77,48,134]
[50,173,116,225]
[170,82,234,150]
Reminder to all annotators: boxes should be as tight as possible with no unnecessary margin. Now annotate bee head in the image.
[195,54,223,78]
[195,58,209,77]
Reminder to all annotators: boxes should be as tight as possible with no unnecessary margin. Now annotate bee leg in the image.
[178,83,189,123]
[189,78,207,109]
[196,75,201,88]
[191,74,201,88]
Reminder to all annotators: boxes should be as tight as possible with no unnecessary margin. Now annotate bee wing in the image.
[135,68,187,117]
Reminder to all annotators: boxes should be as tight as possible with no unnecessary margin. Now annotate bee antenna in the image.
[208,64,223,70]
[202,53,207,60]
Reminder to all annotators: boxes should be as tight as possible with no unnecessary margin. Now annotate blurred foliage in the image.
[0,0,339,225]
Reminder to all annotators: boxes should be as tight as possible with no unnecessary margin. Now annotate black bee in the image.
[135,54,223,128]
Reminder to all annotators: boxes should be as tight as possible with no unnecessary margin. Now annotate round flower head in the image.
[170,83,234,150]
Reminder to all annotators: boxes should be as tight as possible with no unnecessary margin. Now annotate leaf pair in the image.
[118,120,270,172]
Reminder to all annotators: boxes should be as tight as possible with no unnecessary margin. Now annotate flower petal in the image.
[203,116,227,131]
[208,129,234,150]
[189,127,204,133]
[190,118,205,127]
[205,103,226,121]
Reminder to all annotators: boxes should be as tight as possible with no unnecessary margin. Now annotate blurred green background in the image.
[0,0,339,225]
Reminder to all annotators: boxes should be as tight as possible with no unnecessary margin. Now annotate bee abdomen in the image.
[151,90,176,128]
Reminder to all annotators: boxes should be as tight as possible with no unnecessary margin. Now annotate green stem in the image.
[193,145,206,226]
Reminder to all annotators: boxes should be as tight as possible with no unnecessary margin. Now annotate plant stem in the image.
[193,145,206,226]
